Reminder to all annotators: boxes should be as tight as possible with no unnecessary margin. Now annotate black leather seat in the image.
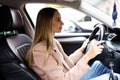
[0,5,40,80]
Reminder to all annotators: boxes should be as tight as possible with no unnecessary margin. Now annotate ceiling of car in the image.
[0,0,109,10]
[0,0,81,9]
[0,0,109,11]
[84,0,107,6]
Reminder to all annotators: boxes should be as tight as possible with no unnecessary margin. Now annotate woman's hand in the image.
[82,41,104,63]
[80,39,89,52]
[85,41,105,60]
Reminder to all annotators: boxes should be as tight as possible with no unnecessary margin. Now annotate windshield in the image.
[26,3,100,33]
[83,0,120,23]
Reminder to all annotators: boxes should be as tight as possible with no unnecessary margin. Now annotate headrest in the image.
[0,5,24,32]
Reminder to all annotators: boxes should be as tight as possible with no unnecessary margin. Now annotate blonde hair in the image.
[26,7,58,67]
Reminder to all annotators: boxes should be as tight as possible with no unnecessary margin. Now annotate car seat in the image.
[0,5,40,80]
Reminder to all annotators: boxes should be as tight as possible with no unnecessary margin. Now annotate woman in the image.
[26,7,109,80]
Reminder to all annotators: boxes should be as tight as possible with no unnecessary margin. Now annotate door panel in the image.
[55,33,90,55]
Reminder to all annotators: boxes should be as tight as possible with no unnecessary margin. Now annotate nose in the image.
[61,20,64,25]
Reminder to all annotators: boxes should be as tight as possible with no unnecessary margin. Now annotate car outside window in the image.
[83,0,120,26]
[25,3,100,33]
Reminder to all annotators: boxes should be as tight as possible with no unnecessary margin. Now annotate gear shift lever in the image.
[109,53,118,80]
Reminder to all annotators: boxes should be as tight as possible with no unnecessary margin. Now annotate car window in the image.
[25,3,101,33]
[83,0,120,25]
[61,18,76,33]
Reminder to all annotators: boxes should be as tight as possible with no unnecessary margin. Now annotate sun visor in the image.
[55,0,81,9]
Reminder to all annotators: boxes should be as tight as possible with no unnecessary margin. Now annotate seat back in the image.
[0,5,40,80]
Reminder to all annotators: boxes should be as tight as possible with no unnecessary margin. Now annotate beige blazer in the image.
[31,40,90,80]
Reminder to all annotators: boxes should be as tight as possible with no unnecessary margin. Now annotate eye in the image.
[56,17,61,22]
[57,18,62,22]
[57,19,60,22]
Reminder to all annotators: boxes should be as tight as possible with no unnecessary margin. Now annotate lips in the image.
[59,27,62,30]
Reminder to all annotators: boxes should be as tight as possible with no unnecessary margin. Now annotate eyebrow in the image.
[56,17,61,19]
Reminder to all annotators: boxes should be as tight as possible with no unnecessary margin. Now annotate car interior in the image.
[0,0,120,80]
[0,5,40,80]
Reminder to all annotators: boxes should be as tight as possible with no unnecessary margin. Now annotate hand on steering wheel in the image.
[84,23,105,53]
[83,23,106,65]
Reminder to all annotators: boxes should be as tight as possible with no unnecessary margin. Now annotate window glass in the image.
[25,3,101,33]
[83,0,120,23]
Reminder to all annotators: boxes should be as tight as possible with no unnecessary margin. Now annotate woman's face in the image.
[52,11,64,33]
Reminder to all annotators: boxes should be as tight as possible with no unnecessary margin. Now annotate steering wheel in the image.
[84,23,105,65]
[84,24,120,74]
[89,23,105,41]
[84,23,105,53]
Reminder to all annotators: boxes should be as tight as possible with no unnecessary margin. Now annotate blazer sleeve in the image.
[32,43,90,80]
[55,39,84,65]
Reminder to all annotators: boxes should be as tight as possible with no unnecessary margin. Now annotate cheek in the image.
[53,25,58,31]
[53,23,58,31]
